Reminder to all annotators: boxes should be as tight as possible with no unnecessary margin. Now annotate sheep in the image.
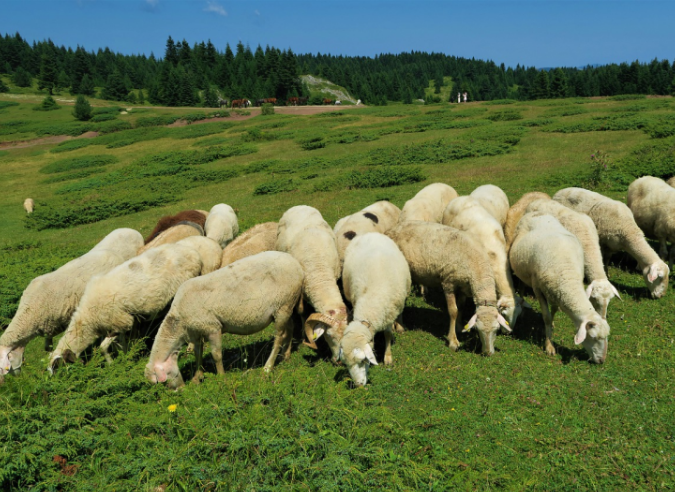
[204,203,239,248]
[399,183,458,223]
[469,184,510,228]
[23,198,34,214]
[276,205,347,360]
[333,215,351,236]
[386,221,510,355]
[220,222,278,268]
[554,187,669,298]
[504,192,551,252]
[47,236,222,372]
[333,233,410,386]
[627,176,675,269]
[442,196,525,327]
[0,228,143,379]
[144,209,208,244]
[509,212,611,363]
[335,200,401,264]
[667,177,675,188]
[137,223,204,255]
[145,251,304,388]
[525,198,621,318]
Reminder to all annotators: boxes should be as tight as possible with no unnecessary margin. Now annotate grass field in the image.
[0,92,674,490]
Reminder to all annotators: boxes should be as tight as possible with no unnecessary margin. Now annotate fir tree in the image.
[0,77,9,93]
[37,51,58,94]
[56,70,70,92]
[101,69,127,101]
[531,70,550,99]
[202,85,219,107]
[12,66,32,87]
[72,94,92,121]
[79,73,95,96]
[549,68,568,98]
[165,36,178,66]
[137,89,145,105]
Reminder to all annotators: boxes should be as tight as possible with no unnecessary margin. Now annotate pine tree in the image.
[549,68,568,98]
[137,89,145,105]
[203,85,219,107]
[72,94,92,121]
[531,70,550,99]
[69,47,89,94]
[101,69,127,101]
[0,77,9,93]
[12,66,32,87]
[37,51,58,94]
[79,73,95,96]
[165,36,178,66]
[56,70,70,92]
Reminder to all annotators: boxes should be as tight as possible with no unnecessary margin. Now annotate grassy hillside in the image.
[1,93,674,490]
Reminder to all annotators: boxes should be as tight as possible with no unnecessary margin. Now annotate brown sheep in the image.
[144,210,208,244]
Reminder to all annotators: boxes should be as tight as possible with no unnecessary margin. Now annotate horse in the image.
[334,100,341,105]
[287,97,299,106]
[231,99,247,109]
[255,99,265,107]
[217,97,229,108]
[323,98,333,105]
[264,98,277,105]
[298,97,308,105]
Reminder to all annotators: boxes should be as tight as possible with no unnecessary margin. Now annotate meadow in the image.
[0,91,674,490]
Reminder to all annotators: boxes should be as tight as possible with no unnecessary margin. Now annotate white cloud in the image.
[204,0,227,16]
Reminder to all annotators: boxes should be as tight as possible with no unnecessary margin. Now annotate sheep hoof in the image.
[384,355,393,365]
[448,341,460,352]
[186,343,195,354]
[393,322,405,334]
[545,342,556,356]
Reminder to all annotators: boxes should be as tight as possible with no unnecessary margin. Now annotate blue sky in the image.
[2,0,673,68]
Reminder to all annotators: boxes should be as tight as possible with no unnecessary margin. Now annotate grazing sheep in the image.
[525,198,621,318]
[276,205,347,360]
[144,209,208,244]
[0,228,143,379]
[145,251,304,388]
[667,177,675,188]
[48,237,222,372]
[627,176,675,269]
[23,198,34,214]
[554,187,669,298]
[387,221,510,355]
[399,183,458,223]
[334,233,410,386]
[137,223,204,255]
[221,222,278,268]
[333,215,351,236]
[504,192,551,252]
[469,184,510,228]
[335,201,401,264]
[204,203,239,248]
[442,196,525,327]
[510,212,610,363]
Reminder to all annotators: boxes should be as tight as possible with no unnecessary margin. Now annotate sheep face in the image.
[586,280,621,319]
[466,306,510,356]
[498,296,523,328]
[145,352,184,389]
[339,344,378,387]
[574,315,610,364]
[0,345,25,376]
[643,262,669,299]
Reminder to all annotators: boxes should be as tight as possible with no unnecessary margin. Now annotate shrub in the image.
[94,106,122,115]
[610,94,646,101]
[90,113,117,123]
[33,95,60,111]
[50,139,97,153]
[486,110,523,122]
[73,95,93,121]
[253,178,297,195]
[39,155,118,174]
[483,99,517,105]
[0,77,8,93]
[261,103,275,116]
[135,115,182,128]
[298,136,326,150]
[0,101,19,111]
[314,166,426,192]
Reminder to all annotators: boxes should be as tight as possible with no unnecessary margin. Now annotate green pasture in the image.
[0,94,674,490]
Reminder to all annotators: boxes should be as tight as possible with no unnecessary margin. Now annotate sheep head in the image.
[643,261,669,299]
[338,321,377,386]
[586,279,621,319]
[0,345,25,378]
[464,305,510,356]
[574,312,610,364]
[305,309,348,362]
[145,352,184,389]
[497,295,529,329]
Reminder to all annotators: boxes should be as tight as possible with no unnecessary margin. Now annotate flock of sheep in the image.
[2,176,673,388]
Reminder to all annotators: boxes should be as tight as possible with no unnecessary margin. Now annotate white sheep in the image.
[504,191,552,252]
[509,212,610,363]
[386,221,510,355]
[47,236,222,371]
[0,228,143,378]
[334,200,401,264]
[469,184,509,228]
[23,198,34,214]
[333,214,351,235]
[276,205,347,360]
[399,183,458,223]
[137,223,204,255]
[525,198,621,318]
[145,251,304,388]
[442,196,525,327]
[204,203,239,248]
[627,176,675,269]
[332,233,410,386]
[667,177,675,188]
[220,222,278,268]
[554,187,669,298]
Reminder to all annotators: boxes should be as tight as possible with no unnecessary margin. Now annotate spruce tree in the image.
[56,70,70,92]
[72,94,92,121]
[531,70,550,99]
[203,85,219,107]
[37,52,58,94]
[165,36,178,66]
[79,73,95,96]
[12,66,32,87]
[0,77,9,93]
[101,69,127,101]
[549,68,568,98]
[137,89,145,105]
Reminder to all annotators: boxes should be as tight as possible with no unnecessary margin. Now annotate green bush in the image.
[486,110,523,122]
[134,115,182,128]
[90,113,117,123]
[33,95,60,111]
[0,101,19,111]
[0,78,8,93]
[93,106,122,115]
[610,94,646,101]
[50,139,97,153]
[482,99,517,105]
[39,155,118,174]
[315,166,426,192]
[253,178,297,195]
[298,136,326,150]
[72,95,93,121]
[261,103,275,116]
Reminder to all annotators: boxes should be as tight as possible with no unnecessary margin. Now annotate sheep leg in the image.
[445,291,460,351]
[264,314,293,372]
[191,336,204,384]
[384,327,393,365]
[393,313,405,333]
[44,336,53,352]
[118,331,129,353]
[533,287,556,356]
[207,331,225,376]
[99,336,116,364]
[600,245,612,275]
[658,239,668,261]
[669,244,675,272]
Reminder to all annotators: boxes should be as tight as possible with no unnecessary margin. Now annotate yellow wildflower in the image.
[168,404,178,413]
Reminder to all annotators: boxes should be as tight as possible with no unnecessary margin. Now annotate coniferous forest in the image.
[1,31,674,106]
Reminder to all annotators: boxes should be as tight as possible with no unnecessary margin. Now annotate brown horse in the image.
[287,97,299,106]
[231,99,248,109]
[144,210,208,244]
[264,98,277,105]
[323,98,334,105]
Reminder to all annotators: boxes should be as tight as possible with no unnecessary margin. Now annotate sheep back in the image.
[469,184,510,227]
[399,183,458,223]
[504,192,551,250]
[144,209,207,244]
[204,203,239,248]
[221,222,278,268]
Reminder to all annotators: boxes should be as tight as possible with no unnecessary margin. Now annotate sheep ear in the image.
[497,313,511,333]
[575,322,588,345]
[313,327,325,340]
[610,283,622,300]
[338,347,344,362]
[585,283,594,299]
[363,344,378,366]
[463,313,478,332]
[352,347,365,362]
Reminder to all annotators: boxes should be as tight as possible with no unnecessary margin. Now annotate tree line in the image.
[1,32,674,106]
